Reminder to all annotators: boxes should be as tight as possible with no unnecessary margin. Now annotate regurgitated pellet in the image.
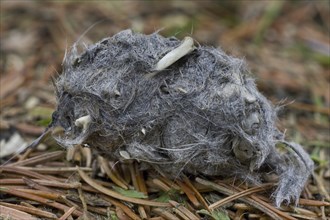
[45,30,313,206]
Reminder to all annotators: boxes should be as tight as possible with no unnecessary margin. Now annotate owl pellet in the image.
[48,30,313,206]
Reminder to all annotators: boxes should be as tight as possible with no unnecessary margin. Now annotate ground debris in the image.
[51,29,313,207]
[1,2,329,219]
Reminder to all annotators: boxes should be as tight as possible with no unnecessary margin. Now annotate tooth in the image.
[75,115,92,132]
[114,89,121,96]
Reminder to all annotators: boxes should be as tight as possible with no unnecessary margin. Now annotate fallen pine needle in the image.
[169,200,199,220]
[1,178,81,189]
[0,166,60,181]
[152,178,172,192]
[153,208,180,220]
[0,205,38,220]
[176,180,201,208]
[16,165,92,173]
[15,188,62,200]
[183,175,209,210]
[195,177,296,220]
[208,183,274,210]
[77,166,170,207]
[0,202,57,219]
[8,151,65,167]
[298,198,330,207]
[100,195,142,220]
[0,187,83,217]
[22,176,59,193]
[98,156,128,189]
[58,206,77,220]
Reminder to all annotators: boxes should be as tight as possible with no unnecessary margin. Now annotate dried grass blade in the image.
[0,202,57,219]
[78,167,170,207]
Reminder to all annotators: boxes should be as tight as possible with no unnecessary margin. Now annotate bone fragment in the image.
[119,150,131,159]
[75,115,92,132]
[154,36,195,72]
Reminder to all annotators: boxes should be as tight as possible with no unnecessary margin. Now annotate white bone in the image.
[119,150,130,159]
[114,89,121,96]
[154,36,195,71]
[177,87,188,94]
[75,115,92,132]
[242,88,257,104]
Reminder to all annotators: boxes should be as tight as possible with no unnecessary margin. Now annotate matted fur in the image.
[51,29,313,206]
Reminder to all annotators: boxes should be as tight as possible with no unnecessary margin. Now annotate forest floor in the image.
[0,1,329,219]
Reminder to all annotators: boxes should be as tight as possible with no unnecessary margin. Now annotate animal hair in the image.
[50,29,313,206]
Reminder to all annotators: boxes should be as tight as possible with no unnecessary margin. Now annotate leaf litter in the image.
[1,1,329,220]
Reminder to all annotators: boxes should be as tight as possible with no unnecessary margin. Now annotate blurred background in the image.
[0,0,329,187]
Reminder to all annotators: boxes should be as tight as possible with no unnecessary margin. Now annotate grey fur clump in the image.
[51,29,313,206]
